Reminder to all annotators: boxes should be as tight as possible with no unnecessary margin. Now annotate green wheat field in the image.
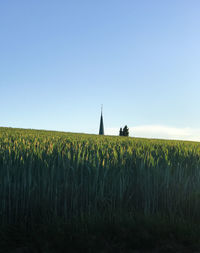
[1,127,200,252]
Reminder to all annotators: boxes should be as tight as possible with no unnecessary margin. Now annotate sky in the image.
[0,0,200,141]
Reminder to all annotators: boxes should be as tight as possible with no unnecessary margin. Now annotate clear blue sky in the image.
[1,0,200,139]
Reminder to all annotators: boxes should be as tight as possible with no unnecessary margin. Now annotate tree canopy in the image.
[119,125,129,136]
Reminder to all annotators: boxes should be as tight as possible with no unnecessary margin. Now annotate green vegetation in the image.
[1,127,200,252]
[119,125,129,136]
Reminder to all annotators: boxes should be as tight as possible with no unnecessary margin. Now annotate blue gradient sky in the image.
[1,1,200,140]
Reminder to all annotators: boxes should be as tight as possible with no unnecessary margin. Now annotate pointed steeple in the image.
[99,105,104,135]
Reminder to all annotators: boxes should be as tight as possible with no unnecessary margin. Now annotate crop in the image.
[1,127,200,227]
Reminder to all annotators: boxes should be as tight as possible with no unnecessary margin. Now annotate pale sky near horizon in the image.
[0,1,200,141]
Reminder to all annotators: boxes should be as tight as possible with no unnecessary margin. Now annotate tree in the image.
[119,125,129,136]
[123,125,129,136]
[119,128,123,136]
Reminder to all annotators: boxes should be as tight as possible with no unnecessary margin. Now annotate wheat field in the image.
[1,127,200,227]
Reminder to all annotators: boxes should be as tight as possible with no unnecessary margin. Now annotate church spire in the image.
[99,105,104,135]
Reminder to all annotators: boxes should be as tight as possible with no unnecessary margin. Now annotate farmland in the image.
[1,127,200,252]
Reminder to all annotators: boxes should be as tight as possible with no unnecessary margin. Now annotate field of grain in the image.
[1,127,200,229]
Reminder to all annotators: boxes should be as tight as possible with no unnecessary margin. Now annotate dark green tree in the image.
[119,126,129,136]
[123,125,129,136]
